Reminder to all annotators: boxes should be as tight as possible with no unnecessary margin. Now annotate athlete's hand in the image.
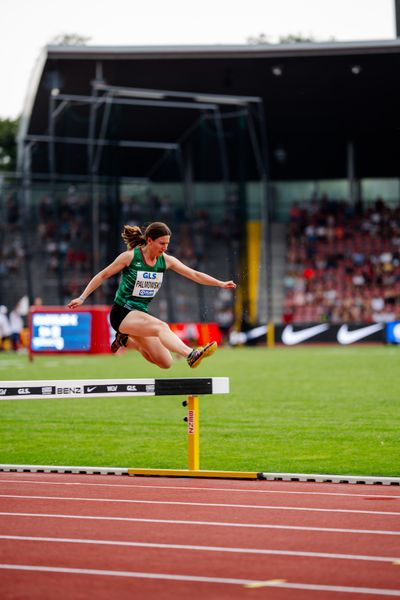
[221,281,237,289]
[67,297,84,309]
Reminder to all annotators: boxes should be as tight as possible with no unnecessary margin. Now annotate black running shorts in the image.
[109,303,131,332]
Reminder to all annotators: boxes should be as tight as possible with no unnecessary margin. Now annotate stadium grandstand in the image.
[1,39,400,334]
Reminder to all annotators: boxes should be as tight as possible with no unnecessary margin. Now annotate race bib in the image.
[132,271,164,298]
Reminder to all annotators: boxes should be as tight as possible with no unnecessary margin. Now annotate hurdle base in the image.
[127,468,264,479]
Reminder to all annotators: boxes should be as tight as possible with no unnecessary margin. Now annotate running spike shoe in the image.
[111,331,128,353]
[187,341,217,368]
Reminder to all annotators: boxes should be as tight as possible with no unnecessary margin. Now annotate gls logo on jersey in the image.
[132,271,163,298]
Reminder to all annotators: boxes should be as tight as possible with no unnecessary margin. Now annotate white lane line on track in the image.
[1,478,399,499]
[1,534,399,563]
[0,494,398,516]
[1,564,400,596]
[0,512,399,536]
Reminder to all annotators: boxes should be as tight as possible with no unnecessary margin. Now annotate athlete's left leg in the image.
[126,335,173,369]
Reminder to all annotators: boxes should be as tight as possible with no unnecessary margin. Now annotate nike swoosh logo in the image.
[337,323,384,345]
[87,387,97,392]
[246,325,267,340]
[282,324,330,345]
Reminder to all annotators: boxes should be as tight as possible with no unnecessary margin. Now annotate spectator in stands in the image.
[9,306,23,351]
[6,195,19,228]
[0,306,11,351]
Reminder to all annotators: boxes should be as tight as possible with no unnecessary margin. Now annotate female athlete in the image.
[68,222,236,369]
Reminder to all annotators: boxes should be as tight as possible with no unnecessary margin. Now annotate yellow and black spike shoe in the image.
[187,341,217,368]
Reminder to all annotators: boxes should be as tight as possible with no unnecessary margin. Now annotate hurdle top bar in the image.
[0,377,229,400]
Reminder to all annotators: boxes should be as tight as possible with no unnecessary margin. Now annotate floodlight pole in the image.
[20,142,34,305]
[48,90,65,305]
[92,95,114,175]
[88,84,104,296]
[213,108,230,185]
[88,84,98,300]
[87,84,99,174]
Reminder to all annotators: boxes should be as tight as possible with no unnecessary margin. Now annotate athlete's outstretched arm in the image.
[165,254,236,289]
[67,251,132,308]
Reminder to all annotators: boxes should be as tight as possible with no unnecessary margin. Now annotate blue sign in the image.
[31,312,92,352]
[386,321,400,345]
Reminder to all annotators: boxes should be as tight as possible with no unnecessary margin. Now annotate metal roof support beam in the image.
[25,134,178,150]
[44,90,262,184]
[24,172,149,184]
[93,82,262,106]
[52,93,217,111]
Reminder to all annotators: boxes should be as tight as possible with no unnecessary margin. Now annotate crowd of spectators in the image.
[37,186,92,276]
[283,196,400,323]
[9,184,398,327]
[0,194,25,278]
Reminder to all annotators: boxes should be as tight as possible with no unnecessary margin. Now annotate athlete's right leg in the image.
[119,310,192,358]
[119,311,218,369]
[126,335,173,369]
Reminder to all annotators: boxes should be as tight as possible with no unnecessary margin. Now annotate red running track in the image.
[0,472,399,599]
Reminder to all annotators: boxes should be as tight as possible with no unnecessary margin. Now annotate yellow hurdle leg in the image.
[187,395,200,470]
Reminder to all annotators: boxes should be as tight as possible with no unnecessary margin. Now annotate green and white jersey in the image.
[114,246,166,313]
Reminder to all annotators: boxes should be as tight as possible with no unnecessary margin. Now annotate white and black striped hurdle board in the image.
[0,378,229,401]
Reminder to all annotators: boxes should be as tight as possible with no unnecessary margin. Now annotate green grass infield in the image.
[0,345,399,476]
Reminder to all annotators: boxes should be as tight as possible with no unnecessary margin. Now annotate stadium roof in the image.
[19,39,400,181]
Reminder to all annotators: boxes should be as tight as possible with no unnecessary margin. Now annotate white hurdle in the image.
[0,377,261,479]
[0,377,229,401]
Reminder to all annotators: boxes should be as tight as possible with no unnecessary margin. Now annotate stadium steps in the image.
[270,222,287,323]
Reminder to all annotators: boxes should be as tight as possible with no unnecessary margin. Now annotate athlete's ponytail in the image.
[121,225,146,249]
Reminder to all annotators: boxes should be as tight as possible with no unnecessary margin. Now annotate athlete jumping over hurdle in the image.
[67,222,236,369]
